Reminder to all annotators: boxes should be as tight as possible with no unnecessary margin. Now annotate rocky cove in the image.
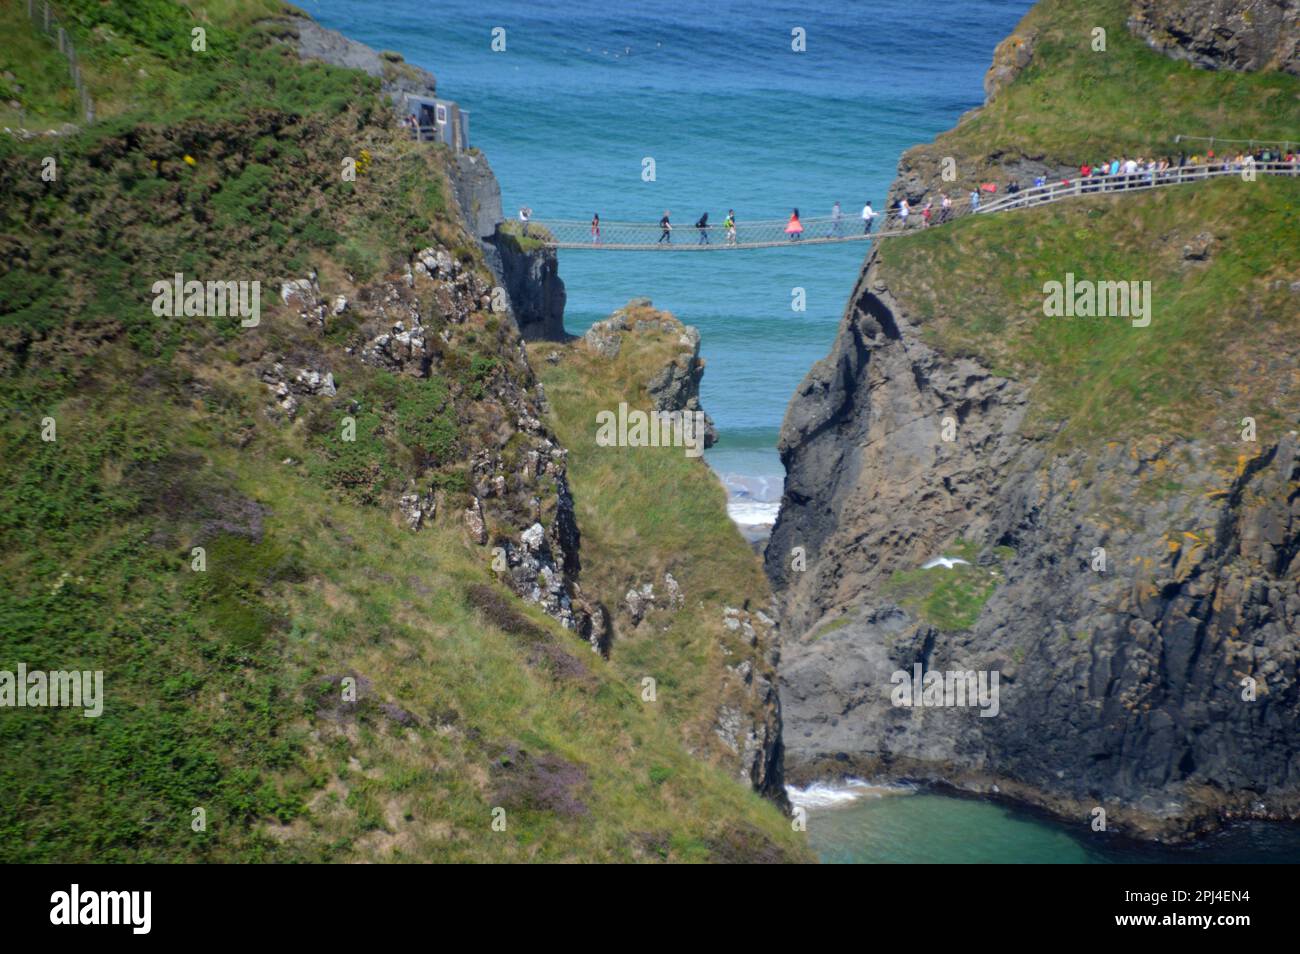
[767,242,1300,842]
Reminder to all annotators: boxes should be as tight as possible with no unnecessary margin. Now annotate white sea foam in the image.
[714,470,783,529]
[786,778,915,810]
[727,498,781,527]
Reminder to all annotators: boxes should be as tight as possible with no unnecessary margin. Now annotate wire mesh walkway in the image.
[519,161,1299,251]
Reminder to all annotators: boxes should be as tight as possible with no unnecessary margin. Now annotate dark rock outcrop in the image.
[447,152,505,241]
[483,226,569,341]
[1127,0,1300,75]
[766,255,1029,637]
[767,247,1300,841]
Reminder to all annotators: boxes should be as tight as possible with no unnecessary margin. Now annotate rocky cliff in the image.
[767,2,1300,841]
[291,12,571,343]
[272,246,593,638]
[483,226,569,341]
[768,245,1300,839]
[1128,0,1300,75]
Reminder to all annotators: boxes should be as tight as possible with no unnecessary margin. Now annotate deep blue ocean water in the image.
[302,0,1300,863]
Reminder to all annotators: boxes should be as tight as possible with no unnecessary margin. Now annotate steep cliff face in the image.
[443,151,571,342]
[273,246,592,636]
[1128,0,1300,75]
[768,245,1300,838]
[483,227,569,341]
[765,256,1031,638]
[291,14,571,344]
[768,0,1300,839]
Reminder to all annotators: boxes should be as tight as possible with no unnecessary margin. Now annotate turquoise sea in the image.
[303,0,1300,863]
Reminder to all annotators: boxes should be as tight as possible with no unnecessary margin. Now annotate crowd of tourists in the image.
[553,146,1297,244]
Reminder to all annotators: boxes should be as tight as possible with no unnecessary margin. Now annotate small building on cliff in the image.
[403,94,470,151]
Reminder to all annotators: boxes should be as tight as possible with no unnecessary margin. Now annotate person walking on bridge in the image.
[831,201,843,236]
[861,201,876,234]
[724,210,736,245]
[658,210,672,244]
[696,211,710,244]
[785,208,803,240]
[591,213,600,243]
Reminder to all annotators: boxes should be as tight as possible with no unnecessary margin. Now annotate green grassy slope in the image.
[528,305,780,762]
[0,0,807,862]
[941,0,1300,164]
[880,176,1300,449]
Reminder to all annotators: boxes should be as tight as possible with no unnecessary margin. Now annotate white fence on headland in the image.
[973,161,1299,215]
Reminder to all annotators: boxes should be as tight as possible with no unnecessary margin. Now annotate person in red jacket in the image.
[784,208,803,240]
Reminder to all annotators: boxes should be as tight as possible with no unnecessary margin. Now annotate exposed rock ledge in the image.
[1127,0,1300,76]
[279,12,571,343]
[582,299,718,447]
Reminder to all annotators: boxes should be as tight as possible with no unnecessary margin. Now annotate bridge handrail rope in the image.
[525,160,1298,250]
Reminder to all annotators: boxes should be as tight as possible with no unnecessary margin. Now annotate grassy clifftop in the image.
[0,1,807,862]
[880,0,1300,451]
[879,176,1299,450]
[940,0,1299,164]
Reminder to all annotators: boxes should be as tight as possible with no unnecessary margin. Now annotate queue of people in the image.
[552,146,1299,246]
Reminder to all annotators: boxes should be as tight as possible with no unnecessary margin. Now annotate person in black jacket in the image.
[658,211,672,244]
[696,212,710,244]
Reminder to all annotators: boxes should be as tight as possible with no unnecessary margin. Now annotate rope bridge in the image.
[517,161,1298,251]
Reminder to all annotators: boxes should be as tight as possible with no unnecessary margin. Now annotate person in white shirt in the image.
[861,202,876,234]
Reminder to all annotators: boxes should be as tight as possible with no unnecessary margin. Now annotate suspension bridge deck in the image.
[512,162,1297,251]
